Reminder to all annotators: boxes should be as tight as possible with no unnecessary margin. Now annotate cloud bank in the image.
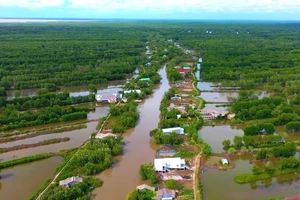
[1,0,300,13]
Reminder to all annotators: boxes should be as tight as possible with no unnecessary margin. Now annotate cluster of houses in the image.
[137,184,176,200]
[200,109,228,120]
[200,109,235,120]
[96,89,143,104]
[134,157,189,199]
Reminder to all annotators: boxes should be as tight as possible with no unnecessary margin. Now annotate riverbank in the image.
[0,137,70,153]
[0,124,87,143]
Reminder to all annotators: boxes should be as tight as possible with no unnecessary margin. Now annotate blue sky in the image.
[0,0,300,20]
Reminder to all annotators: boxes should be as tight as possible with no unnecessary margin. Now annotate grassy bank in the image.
[0,153,53,169]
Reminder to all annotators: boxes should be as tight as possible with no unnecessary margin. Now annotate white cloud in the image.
[1,0,300,13]
[68,0,300,13]
[0,0,64,7]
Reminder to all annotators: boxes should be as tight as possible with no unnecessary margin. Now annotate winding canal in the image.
[93,65,170,199]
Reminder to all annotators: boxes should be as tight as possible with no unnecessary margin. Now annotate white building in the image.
[162,127,184,135]
[136,184,155,192]
[221,158,229,165]
[124,89,141,94]
[95,94,117,103]
[154,157,186,172]
[59,176,83,187]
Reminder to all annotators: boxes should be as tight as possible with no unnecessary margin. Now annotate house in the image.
[177,69,190,74]
[96,94,117,103]
[222,158,229,165]
[124,89,141,94]
[154,157,186,172]
[156,188,176,200]
[227,114,236,120]
[95,133,117,139]
[170,96,181,101]
[162,127,184,135]
[140,78,151,81]
[59,176,83,187]
[200,109,228,120]
[136,184,155,192]
[199,58,203,63]
[183,66,191,70]
[197,63,201,69]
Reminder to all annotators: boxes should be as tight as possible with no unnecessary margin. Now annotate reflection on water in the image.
[203,104,228,112]
[93,66,170,200]
[0,156,63,200]
[203,157,300,200]
[198,125,244,153]
[200,92,238,103]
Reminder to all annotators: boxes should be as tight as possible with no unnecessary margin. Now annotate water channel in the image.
[93,66,170,199]
[0,107,109,162]
[0,156,63,200]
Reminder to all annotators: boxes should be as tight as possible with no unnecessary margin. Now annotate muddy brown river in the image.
[93,66,170,200]
[0,156,63,200]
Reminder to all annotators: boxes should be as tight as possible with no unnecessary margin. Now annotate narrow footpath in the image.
[35,110,113,200]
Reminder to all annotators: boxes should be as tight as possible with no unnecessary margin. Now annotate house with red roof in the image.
[177,69,190,74]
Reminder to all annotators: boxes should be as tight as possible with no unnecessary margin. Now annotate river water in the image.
[93,66,170,199]
[0,156,63,200]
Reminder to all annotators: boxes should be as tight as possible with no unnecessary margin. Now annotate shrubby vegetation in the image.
[126,189,156,200]
[223,134,284,151]
[165,179,182,190]
[149,129,181,145]
[57,137,123,180]
[235,157,300,184]
[244,123,276,136]
[109,101,139,133]
[139,163,158,184]
[0,92,94,110]
[0,105,89,131]
[0,153,52,169]
[41,177,102,200]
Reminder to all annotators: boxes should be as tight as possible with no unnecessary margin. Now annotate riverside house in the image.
[59,176,83,187]
[162,127,184,135]
[154,157,186,172]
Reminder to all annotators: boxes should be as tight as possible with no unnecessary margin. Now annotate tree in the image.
[139,163,158,184]
[233,135,243,149]
[202,142,212,155]
[88,84,97,94]
[228,147,236,154]
[252,165,263,175]
[256,149,267,160]
[264,163,275,176]
[222,139,231,151]
[165,179,182,190]
[37,88,49,96]
[13,90,21,98]
[126,189,155,200]
[240,146,247,152]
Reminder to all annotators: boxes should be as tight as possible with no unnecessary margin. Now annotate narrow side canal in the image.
[93,66,170,199]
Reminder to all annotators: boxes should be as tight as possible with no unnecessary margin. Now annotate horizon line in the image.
[1,17,300,22]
